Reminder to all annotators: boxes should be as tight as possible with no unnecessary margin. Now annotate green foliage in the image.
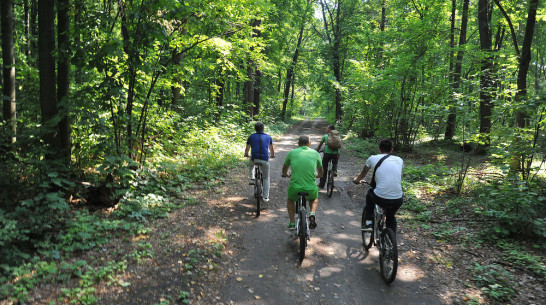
[498,241,546,280]
[473,179,546,238]
[470,263,518,302]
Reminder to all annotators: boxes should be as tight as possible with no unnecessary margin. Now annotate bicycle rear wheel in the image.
[298,209,307,263]
[379,228,398,284]
[326,170,334,197]
[361,213,373,250]
[255,172,262,216]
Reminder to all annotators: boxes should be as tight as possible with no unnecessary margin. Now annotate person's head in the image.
[378,138,393,153]
[298,135,310,147]
[326,125,335,132]
[254,122,265,133]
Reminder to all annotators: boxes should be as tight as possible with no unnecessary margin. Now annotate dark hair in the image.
[298,135,310,146]
[379,138,392,153]
[254,122,265,132]
[328,125,335,130]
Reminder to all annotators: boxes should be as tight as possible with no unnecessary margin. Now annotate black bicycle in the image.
[253,163,264,216]
[326,159,335,197]
[282,174,311,263]
[295,191,310,263]
[356,181,398,284]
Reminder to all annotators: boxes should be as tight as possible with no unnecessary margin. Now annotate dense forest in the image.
[1,0,545,303]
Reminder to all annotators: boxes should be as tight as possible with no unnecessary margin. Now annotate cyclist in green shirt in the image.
[282,135,324,230]
[315,125,341,188]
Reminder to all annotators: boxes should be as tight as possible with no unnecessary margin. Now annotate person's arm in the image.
[244,144,251,157]
[282,164,290,177]
[354,165,371,183]
[316,140,324,152]
[316,166,324,178]
[269,144,275,158]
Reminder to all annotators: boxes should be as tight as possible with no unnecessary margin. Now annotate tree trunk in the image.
[445,0,469,140]
[243,65,254,116]
[515,0,539,128]
[120,2,136,157]
[1,0,16,146]
[23,0,30,57]
[282,22,305,121]
[171,50,183,106]
[57,0,71,161]
[253,69,261,116]
[39,0,60,152]
[476,0,493,154]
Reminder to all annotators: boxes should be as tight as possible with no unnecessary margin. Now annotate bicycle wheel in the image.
[298,209,307,263]
[326,170,334,197]
[361,213,373,250]
[255,172,262,216]
[379,228,398,284]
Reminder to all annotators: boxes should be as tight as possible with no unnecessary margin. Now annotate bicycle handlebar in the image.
[353,180,371,186]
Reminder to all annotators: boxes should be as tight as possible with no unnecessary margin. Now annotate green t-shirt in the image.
[321,134,340,154]
[284,146,322,190]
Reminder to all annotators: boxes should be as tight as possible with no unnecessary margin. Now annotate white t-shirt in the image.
[365,154,403,199]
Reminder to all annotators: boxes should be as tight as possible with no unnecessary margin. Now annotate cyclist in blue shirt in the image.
[244,122,275,202]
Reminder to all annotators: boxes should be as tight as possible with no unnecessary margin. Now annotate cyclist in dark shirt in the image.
[244,122,275,202]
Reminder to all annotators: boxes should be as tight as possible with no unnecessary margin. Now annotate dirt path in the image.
[207,118,441,304]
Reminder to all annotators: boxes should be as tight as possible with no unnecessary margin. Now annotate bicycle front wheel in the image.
[379,228,398,284]
[298,209,307,263]
[326,170,334,197]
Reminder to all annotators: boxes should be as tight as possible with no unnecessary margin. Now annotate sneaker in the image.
[333,170,338,177]
[288,222,296,230]
[361,220,373,232]
[317,184,325,189]
[309,213,317,230]
[263,197,270,203]
[249,179,255,185]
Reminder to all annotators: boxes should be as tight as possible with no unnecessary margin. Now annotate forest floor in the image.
[17,118,544,305]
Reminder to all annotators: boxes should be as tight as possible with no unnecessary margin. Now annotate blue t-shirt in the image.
[247,132,273,161]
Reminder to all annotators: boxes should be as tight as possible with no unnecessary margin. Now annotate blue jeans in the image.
[364,188,403,234]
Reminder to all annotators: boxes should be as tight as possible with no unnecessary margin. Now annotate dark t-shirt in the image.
[247,132,273,161]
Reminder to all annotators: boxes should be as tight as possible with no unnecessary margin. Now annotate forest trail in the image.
[208,118,441,304]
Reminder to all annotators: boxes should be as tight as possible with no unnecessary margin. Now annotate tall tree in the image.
[281,16,307,121]
[39,0,60,153]
[445,0,470,140]
[476,0,494,154]
[1,0,16,146]
[57,0,71,160]
[515,0,540,128]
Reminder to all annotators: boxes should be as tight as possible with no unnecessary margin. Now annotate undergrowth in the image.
[0,115,294,304]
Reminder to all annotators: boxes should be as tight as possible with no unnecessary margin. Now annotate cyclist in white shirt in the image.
[353,139,403,234]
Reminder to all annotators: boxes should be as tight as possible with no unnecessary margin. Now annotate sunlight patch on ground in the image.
[318,266,343,277]
[224,196,245,203]
[397,263,426,281]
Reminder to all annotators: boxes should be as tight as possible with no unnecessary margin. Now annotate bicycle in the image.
[253,163,264,216]
[282,174,311,263]
[326,159,334,197]
[294,191,310,263]
[318,149,336,197]
[355,180,398,284]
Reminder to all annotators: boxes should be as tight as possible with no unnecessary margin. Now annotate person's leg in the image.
[332,154,339,175]
[256,159,270,199]
[380,198,403,234]
[308,188,319,229]
[287,199,296,224]
[363,188,376,220]
[248,159,255,183]
[319,154,331,187]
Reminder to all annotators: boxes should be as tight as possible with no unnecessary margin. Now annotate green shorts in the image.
[287,186,319,202]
